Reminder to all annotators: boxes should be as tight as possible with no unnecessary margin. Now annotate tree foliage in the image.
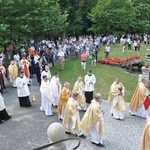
[131,0,150,32]
[59,0,83,35]
[0,0,68,46]
[0,0,149,47]
[88,0,150,34]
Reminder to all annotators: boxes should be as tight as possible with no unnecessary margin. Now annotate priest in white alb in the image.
[129,78,149,118]
[72,76,87,111]
[40,75,52,116]
[108,78,126,120]
[63,93,85,138]
[50,72,62,107]
[80,93,105,147]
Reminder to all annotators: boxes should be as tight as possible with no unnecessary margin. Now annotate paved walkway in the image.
[0,76,149,150]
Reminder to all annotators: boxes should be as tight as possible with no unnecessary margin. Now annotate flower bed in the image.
[98,56,141,65]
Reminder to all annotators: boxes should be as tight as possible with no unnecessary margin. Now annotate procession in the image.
[0,34,150,150]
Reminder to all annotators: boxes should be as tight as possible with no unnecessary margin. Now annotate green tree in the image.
[131,0,150,32]
[88,0,135,34]
[59,0,83,35]
[80,0,98,34]
[59,0,98,35]
[0,0,68,48]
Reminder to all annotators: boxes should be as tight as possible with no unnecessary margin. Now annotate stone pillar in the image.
[138,74,143,82]
[47,122,66,150]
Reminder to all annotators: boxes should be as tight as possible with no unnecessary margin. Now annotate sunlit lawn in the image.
[50,43,149,102]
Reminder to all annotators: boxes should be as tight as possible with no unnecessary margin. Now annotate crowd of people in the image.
[0,34,150,149]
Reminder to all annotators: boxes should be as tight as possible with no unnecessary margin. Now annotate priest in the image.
[129,78,149,118]
[80,93,105,147]
[8,60,18,87]
[108,78,126,120]
[63,93,85,138]
[57,82,71,120]
[139,117,150,150]
[72,76,87,111]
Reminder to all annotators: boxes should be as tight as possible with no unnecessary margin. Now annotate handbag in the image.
[88,55,93,60]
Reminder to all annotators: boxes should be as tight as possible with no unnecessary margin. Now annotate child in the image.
[91,52,96,67]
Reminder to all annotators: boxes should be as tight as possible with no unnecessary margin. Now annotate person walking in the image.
[16,70,32,107]
[57,82,71,120]
[40,75,52,116]
[72,76,87,111]
[80,93,105,147]
[41,65,51,82]
[8,60,18,87]
[129,78,149,118]
[19,55,31,85]
[139,117,150,150]
[108,78,126,120]
[0,93,11,123]
[50,72,62,107]
[81,50,88,70]
[104,44,110,58]
[84,70,96,104]
[63,93,85,138]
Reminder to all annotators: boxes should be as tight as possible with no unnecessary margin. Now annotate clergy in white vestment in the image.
[72,76,87,111]
[84,70,96,104]
[80,93,105,147]
[40,75,52,116]
[50,72,62,107]
[0,93,11,123]
[63,93,85,138]
[41,65,51,82]
[16,70,31,107]
[129,78,149,118]
[108,78,126,120]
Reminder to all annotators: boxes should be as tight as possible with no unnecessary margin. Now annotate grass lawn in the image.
[50,43,149,102]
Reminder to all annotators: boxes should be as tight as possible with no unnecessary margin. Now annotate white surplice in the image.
[16,76,30,97]
[50,76,62,106]
[40,80,52,116]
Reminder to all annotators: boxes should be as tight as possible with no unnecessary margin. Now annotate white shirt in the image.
[16,76,30,97]
[105,46,111,52]
[57,51,64,57]
[0,95,5,111]
[84,74,96,91]
[14,54,20,61]
[34,55,40,64]
[41,70,51,80]
[50,76,61,97]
